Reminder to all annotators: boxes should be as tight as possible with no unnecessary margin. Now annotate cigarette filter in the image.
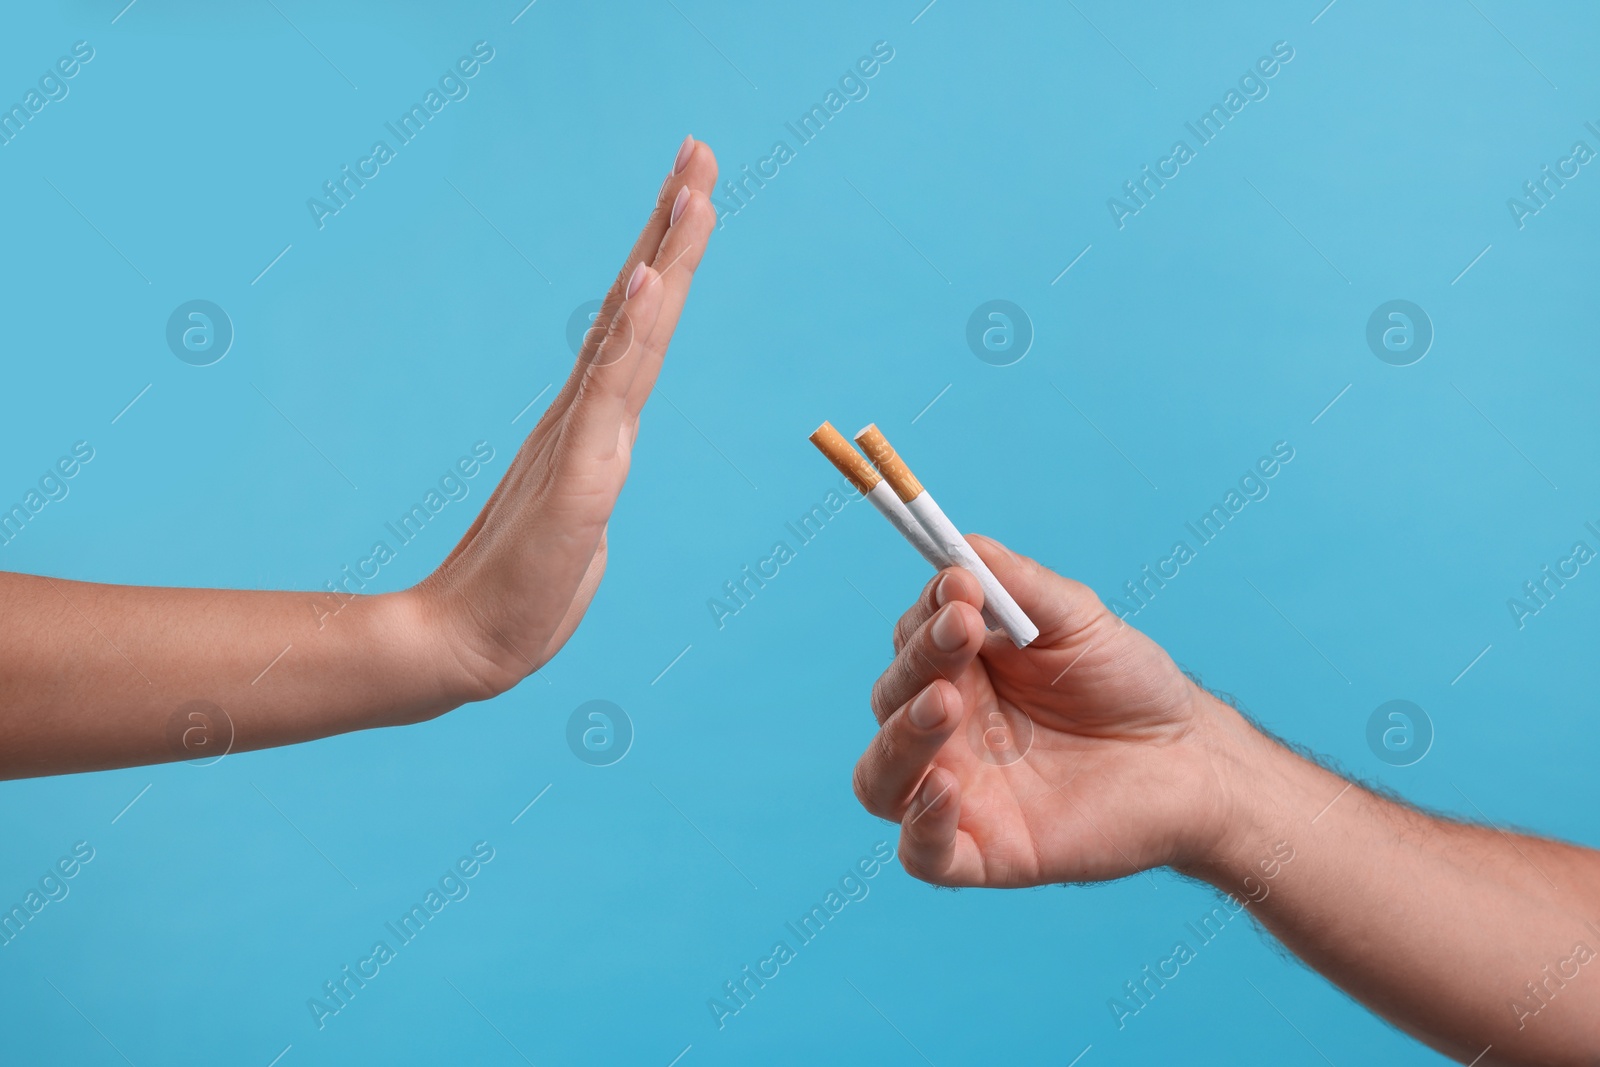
[809,423,947,569]
[854,424,1039,648]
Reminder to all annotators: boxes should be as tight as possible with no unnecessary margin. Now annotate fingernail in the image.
[673,135,694,175]
[919,778,947,812]
[933,572,956,607]
[908,685,945,730]
[626,262,649,298]
[930,605,966,652]
[670,186,691,226]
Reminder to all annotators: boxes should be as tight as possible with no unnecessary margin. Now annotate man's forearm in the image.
[1181,700,1600,1065]
[0,573,463,779]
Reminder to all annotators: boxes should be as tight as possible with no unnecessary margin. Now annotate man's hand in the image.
[853,534,1600,1065]
[852,534,1241,886]
[416,136,719,700]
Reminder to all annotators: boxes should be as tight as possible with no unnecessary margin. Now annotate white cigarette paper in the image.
[865,481,944,569]
[865,482,1004,632]
[904,492,1038,648]
[852,423,1038,649]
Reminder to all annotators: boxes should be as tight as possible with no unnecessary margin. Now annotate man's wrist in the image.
[1176,693,1336,889]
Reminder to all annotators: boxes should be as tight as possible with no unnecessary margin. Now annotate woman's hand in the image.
[415,137,719,701]
[851,535,1246,887]
[0,139,720,779]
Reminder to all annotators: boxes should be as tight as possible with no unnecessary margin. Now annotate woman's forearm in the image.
[0,573,464,779]
[1185,702,1600,1065]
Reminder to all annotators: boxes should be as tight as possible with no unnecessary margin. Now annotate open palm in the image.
[418,138,718,699]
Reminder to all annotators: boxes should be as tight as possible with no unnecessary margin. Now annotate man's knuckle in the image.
[892,614,912,651]
[899,844,937,882]
[869,673,895,719]
[874,728,899,769]
[851,764,873,809]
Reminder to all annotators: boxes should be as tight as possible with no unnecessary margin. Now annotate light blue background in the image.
[2,2,1597,1064]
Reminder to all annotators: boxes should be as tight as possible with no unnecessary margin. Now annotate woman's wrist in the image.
[363,587,486,723]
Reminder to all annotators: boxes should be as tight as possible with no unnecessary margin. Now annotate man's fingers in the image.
[853,680,962,820]
[622,184,717,420]
[898,767,962,884]
[870,599,984,724]
[892,567,984,654]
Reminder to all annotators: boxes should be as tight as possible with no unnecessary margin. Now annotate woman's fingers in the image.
[592,137,716,359]
[543,138,718,430]
[436,143,706,567]
[622,183,717,421]
[898,766,964,884]
[561,264,665,462]
[870,598,985,725]
[853,679,962,820]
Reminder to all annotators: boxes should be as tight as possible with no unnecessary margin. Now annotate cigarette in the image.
[809,422,950,571]
[853,424,1039,648]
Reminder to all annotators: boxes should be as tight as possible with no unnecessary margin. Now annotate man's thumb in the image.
[967,534,1108,642]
